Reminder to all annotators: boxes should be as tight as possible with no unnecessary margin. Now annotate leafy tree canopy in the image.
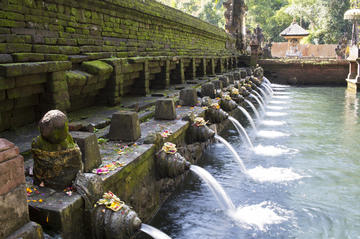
[156,0,352,44]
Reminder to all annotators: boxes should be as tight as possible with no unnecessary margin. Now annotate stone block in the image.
[0,61,71,77]
[7,84,44,99]
[0,76,15,90]
[29,192,84,239]
[12,53,45,62]
[0,139,19,163]
[0,155,25,195]
[201,83,215,98]
[6,221,44,239]
[70,131,101,172]
[0,185,29,239]
[179,88,198,106]
[81,60,113,75]
[155,99,176,120]
[109,111,141,141]
[0,54,13,63]
[15,74,47,87]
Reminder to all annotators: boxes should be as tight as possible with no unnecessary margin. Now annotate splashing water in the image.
[266,105,285,111]
[228,116,253,148]
[190,165,235,211]
[229,201,292,231]
[237,106,256,131]
[263,84,274,94]
[245,99,261,120]
[266,111,288,117]
[274,91,290,95]
[261,120,286,126]
[268,100,286,105]
[273,95,290,99]
[247,166,304,183]
[257,130,289,138]
[252,90,266,106]
[250,93,266,113]
[141,224,172,239]
[263,76,271,85]
[262,84,273,96]
[258,87,269,101]
[215,135,247,173]
[271,83,290,88]
[252,145,295,157]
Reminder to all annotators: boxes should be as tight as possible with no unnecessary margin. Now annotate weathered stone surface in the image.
[0,54,12,63]
[109,111,141,141]
[219,75,229,87]
[179,88,198,106]
[240,69,247,79]
[39,110,68,144]
[155,99,176,120]
[71,131,101,172]
[81,60,113,75]
[6,221,43,239]
[201,83,215,98]
[29,192,84,239]
[155,151,190,178]
[212,79,223,90]
[0,185,29,239]
[0,155,25,195]
[32,110,83,189]
[0,61,72,77]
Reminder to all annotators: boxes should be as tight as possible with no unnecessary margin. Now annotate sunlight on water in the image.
[257,130,289,138]
[253,145,296,157]
[266,112,288,117]
[229,201,292,231]
[247,166,304,183]
[266,106,285,111]
[261,120,286,126]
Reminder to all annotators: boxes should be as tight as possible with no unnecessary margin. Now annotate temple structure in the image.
[280,20,309,58]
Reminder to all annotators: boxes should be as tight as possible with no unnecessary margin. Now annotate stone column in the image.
[0,138,43,239]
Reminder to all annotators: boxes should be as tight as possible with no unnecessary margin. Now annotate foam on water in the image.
[271,84,290,88]
[266,112,288,117]
[253,145,296,156]
[268,100,286,105]
[261,120,286,126]
[247,166,304,183]
[257,130,289,138]
[274,91,290,95]
[229,201,292,231]
[273,95,290,99]
[266,106,284,111]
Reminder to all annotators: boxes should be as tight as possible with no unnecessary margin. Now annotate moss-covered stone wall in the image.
[0,0,234,58]
[0,0,239,132]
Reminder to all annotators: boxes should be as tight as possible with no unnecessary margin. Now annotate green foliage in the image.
[247,0,351,44]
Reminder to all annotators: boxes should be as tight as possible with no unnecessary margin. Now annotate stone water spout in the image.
[219,96,238,112]
[187,117,215,144]
[156,144,191,178]
[203,101,229,124]
[74,174,142,239]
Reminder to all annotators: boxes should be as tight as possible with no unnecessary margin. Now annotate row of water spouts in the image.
[141,77,295,239]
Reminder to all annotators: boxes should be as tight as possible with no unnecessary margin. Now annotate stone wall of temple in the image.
[0,0,239,132]
[259,59,348,85]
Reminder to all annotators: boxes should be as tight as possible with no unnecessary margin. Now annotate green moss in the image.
[81,60,113,75]
[32,134,77,151]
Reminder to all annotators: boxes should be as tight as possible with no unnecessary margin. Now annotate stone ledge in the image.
[0,61,72,77]
[6,221,43,239]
